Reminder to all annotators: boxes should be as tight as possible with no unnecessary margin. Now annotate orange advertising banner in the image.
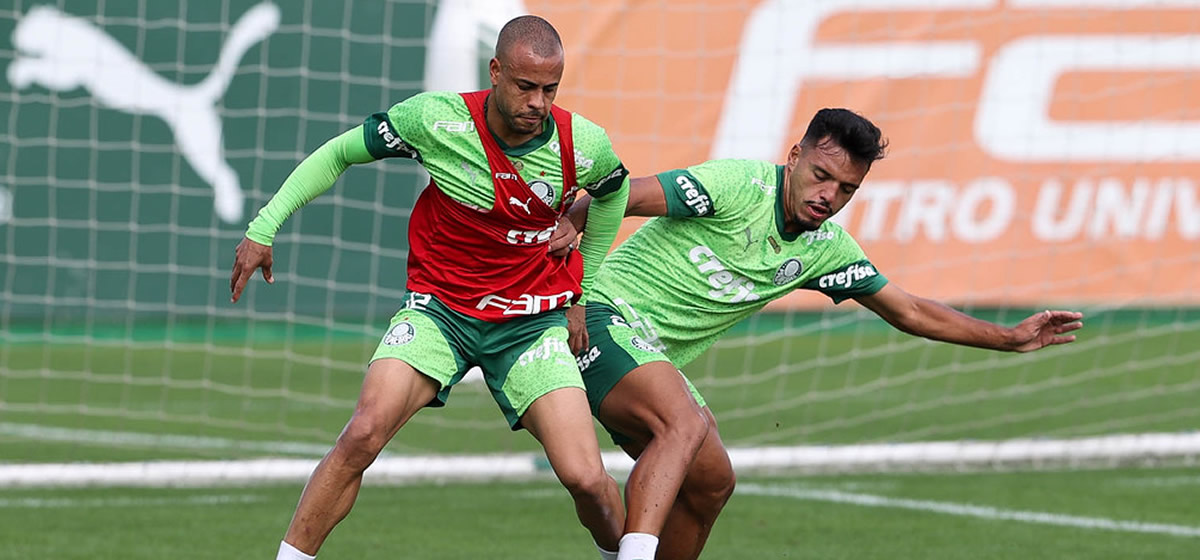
[527,0,1200,308]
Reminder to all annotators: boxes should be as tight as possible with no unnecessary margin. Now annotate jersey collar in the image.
[484,96,557,157]
[773,165,801,242]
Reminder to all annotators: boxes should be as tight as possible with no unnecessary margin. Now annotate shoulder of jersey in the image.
[731,159,780,198]
[398,90,470,116]
[411,90,464,104]
[568,111,608,139]
[750,159,778,179]
[708,158,775,181]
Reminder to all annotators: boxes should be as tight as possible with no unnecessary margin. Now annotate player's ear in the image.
[787,142,803,168]
[488,58,502,87]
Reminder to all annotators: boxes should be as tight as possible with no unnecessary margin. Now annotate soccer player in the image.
[551,108,1085,559]
[229,16,649,560]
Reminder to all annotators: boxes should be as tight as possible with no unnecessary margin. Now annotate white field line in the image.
[0,456,544,487]
[720,432,1200,469]
[9,422,1200,468]
[0,494,265,508]
[3,430,1200,487]
[739,483,1200,538]
[0,422,338,457]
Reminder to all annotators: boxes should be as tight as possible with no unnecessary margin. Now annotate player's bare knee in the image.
[714,466,736,505]
[558,464,614,502]
[648,402,709,453]
[684,462,736,513]
[334,415,391,469]
[675,406,711,450]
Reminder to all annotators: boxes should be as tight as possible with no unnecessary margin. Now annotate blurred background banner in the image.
[516,0,1200,309]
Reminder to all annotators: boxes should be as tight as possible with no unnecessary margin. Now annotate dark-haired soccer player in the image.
[231,15,654,560]
[552,108,1084,560]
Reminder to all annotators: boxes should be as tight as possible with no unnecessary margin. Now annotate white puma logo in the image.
[6,3,281,224]
[509,196,532,214]
[460,162,481,186]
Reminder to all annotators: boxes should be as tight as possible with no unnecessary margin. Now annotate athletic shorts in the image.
[370,291,584,429]
[578,301,706,444]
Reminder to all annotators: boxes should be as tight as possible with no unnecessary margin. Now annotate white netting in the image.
[2,0,1198,481]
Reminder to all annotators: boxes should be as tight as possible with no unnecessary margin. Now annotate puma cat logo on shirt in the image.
[509,196,532,214]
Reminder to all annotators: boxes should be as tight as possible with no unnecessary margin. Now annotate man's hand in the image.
[548,216,579,258]
[230,237,274,303]
[565,304,589,355]
[1008,310,1084,352]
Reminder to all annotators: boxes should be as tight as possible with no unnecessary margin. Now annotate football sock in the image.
[616,532,659,560]
[276,541,316,560]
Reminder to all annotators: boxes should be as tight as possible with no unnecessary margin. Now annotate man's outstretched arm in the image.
[230,126,375,302]
[550,175,669,256]
[566,175,671,226]
[854,284,1084,353]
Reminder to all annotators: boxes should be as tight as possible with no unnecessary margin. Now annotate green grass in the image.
[1,467,1199,559]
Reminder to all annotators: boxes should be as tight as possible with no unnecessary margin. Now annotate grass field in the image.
[2,468,1200,559]
[2,309,1199,557]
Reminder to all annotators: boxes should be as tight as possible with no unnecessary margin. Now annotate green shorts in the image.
[371,291,584,429]
[579,301,706,444]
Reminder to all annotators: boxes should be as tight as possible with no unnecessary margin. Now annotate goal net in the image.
[2,0,1198,485]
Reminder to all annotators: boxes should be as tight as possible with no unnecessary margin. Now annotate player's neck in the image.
[484,93,543,148]
[780,166,801,234]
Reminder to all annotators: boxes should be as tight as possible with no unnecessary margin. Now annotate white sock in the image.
[277,541,316,560]
[596,540,619,560]
[616,533,659,560]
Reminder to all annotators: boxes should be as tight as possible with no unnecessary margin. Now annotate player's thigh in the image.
[521,385,607,477]
[619,407,735,497]
[679,408,734,494]
[349,358,440,441]
[370,293,476,410]
[595,360,706,441]
[615,408,729,464]
[580,302,708,444]
[577,302,677,412]
[479,311,586,429]
[483,315,609,477]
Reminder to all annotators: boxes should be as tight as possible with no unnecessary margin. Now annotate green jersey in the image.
[363,91,627,208]
[590,159,888,366]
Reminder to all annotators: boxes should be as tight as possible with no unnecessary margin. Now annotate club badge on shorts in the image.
[383,321,416,345]
[630,336,659,353]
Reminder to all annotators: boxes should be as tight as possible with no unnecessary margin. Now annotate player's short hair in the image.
[495,15,563,61]
[801,108,888,167]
